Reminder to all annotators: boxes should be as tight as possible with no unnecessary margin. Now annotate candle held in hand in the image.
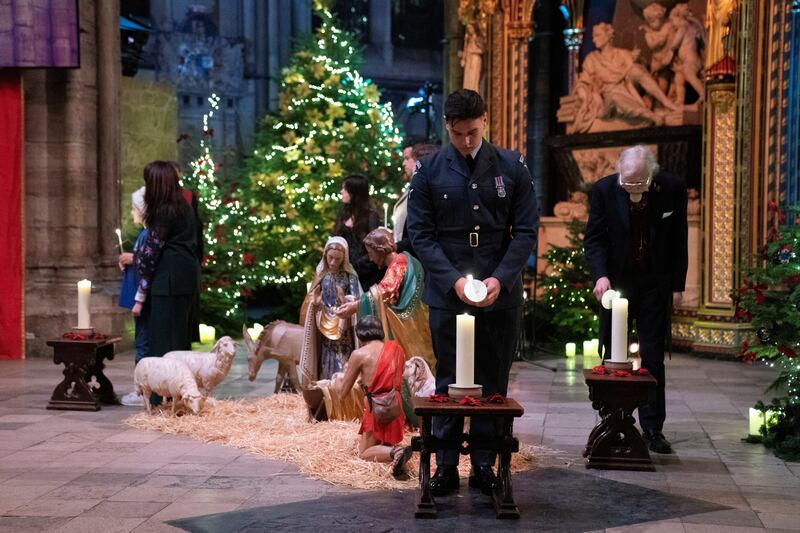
[464,274,487,303]
[115,228,124,252]
[77,279,92,329]
[455,313,475,386]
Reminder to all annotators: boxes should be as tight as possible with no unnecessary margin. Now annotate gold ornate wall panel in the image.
[702,84,737,312]
[485,0,535,154]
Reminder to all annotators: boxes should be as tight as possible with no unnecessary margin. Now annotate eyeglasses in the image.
[619,174,652,188]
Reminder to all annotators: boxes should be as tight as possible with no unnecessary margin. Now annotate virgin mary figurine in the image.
[299,237,361,389]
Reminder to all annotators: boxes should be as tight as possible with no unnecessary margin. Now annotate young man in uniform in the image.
[407,89,539,496]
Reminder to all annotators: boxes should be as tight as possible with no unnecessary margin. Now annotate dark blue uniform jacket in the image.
[407,141,539,310]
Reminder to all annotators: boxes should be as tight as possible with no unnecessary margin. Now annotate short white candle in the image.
[565,342,576,357]
[77,279,92,328]
[748,408,777,436]
[582,340,593,356]
[199,324,216,344]
[610,297,629,362]
[456,314,475,386]
[590,338,600,356]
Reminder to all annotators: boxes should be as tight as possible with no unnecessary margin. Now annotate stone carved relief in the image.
[553,191,589,221]
[559,2,705,134]
[460,22,485,92]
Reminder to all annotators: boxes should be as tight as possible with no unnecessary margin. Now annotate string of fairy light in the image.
[189,4,404,322]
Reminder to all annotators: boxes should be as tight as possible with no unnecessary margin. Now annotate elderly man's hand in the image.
[672,292,683,306]
[593,277,611,302]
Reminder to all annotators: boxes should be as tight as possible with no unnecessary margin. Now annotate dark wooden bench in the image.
[411,396,525,519]
[583,369,657,471]
[46,336,121,411]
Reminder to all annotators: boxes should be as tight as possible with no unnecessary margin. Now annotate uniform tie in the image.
[466,154,476,174]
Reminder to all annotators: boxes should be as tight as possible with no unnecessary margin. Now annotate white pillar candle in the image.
[456,313,475,386]
[383,202,389,229]
[582,340,593,356]
[565,342,576,357]
[590,338,600,356]
[610,297,628,362]
[199,324,216,344]
[77,279,92,328]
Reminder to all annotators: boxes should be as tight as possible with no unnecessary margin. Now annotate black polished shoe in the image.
[468,465,497,496]
[644,430,674,454]
[429,466,459,496]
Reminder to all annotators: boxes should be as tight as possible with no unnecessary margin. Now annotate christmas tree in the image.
[183,94,250,330]
[535,220,598,342]
[737,201,800,460]
[241,0,403,298]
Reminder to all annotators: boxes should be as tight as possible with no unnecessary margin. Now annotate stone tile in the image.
[108,486,190,503]
[182,488,256,504]
[51,517,146,533]
[683,524,766,533]
[129,519,186,532]
[606,519,686,533]
[5,497,101,517]
[681,509,765,528]
[757,512,800,530]
[80,500,168,518]
[149,502,240,522]
[0,516,72,533]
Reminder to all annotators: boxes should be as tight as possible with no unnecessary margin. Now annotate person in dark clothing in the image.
[395,141,439,258]
[132,161,201,361]
[583,145,688,455]
[333,174,382,289]
[407,89,539,497]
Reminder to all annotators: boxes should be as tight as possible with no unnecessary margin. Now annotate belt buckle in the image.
[469,232,479,247]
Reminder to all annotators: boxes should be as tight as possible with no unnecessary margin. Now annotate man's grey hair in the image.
[616,145,660,180]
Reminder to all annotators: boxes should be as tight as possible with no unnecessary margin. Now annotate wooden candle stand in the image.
[46,336,121,411]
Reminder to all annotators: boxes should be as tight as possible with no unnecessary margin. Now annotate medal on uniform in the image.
[494,176,506,198]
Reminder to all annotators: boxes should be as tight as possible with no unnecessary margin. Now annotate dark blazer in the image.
[149,204,201,297]
[407,141,539,310]
[584,171,688,298]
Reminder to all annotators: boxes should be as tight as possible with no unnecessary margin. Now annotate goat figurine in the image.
[163,336,238,397]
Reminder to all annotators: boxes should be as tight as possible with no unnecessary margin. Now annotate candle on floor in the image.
[591,339,600,357]
[565,342,576,357]
[456,314,475,386]
[583,340,593,356]
[199,324,216,344]
[748,408,777,437]
[610,297,629,362]
[77,279,92,329]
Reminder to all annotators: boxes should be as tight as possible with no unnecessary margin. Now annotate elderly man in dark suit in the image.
[584,145,688,454]
[408,89,539,496]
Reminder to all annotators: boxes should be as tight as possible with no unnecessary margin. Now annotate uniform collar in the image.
[469,140,482,160]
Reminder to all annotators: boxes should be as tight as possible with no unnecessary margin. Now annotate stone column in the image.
[96,0,121,257]
[370,0,393,66]
[443,0,464,102]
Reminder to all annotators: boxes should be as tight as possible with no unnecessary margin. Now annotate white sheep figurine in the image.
[133,358,202,415]
[163,336,238,397]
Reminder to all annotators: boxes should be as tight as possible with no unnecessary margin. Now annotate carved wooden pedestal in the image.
[46,337,122,411]
[411,397,525,519]
[583,370,657,471]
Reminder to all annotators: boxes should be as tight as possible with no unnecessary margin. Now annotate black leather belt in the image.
[437,230,507,248]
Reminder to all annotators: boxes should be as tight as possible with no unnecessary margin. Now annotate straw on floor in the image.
[126,393,543,491]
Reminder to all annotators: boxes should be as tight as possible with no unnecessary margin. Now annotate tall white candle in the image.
[610,297,628,362]
[115,228,124,252]
[456,313,475,386]
[77,279,92,328]
[383,202,389,229]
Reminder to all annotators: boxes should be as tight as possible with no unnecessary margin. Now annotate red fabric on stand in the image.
[0,72,24,359]
[359,340,406,445]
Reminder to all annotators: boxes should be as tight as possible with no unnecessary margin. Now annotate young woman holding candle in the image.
[333,174,382,290]
[132,161,201,368]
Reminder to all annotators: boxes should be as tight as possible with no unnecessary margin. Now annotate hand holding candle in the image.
[463,274,487,303]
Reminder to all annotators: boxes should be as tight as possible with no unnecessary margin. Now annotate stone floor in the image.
[0,347,798,532]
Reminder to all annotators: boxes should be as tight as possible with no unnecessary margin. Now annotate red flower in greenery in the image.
[428,394,449,403]
[735,308,753,321]
[459,396,482,406]
[243,252,254,266]
[779,345,798,358]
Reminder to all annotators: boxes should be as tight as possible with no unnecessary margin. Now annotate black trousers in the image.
[429,305,521,467]
[601,276,667,433]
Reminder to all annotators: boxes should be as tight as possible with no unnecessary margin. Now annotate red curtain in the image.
[0,71,24,359]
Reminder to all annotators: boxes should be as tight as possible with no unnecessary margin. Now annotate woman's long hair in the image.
[143,160,186,233]
[333,173,373,242]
